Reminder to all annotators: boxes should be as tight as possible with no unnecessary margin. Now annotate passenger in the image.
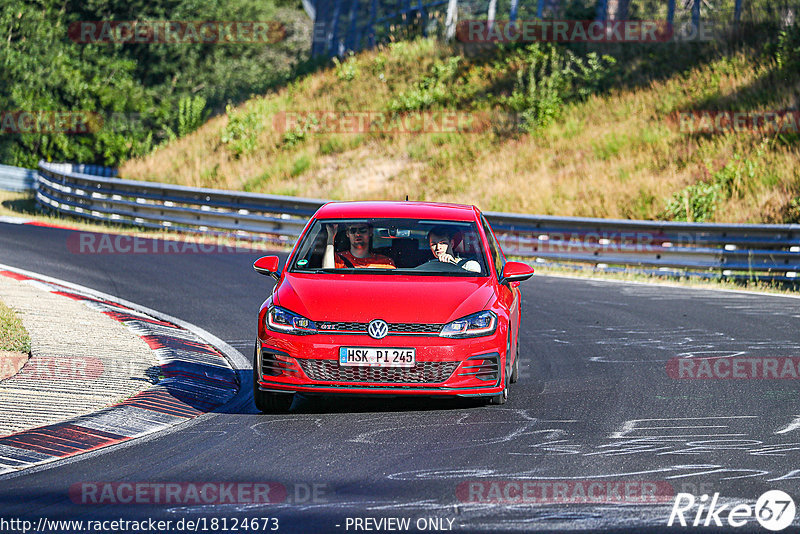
[323,223,396,269]
[427,226,481,273]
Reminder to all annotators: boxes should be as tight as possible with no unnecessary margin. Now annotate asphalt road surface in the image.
[1,222,799,533]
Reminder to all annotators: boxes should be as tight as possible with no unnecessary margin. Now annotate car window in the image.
[289,218,489,276]
[480,214,505,280]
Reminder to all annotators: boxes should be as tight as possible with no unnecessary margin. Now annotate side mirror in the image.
[254,256,281,281]
[500,261,534,285]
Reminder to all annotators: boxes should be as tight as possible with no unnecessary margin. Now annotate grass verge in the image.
[0,300,30,354]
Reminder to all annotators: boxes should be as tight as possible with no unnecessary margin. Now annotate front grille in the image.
[316,322,442,335]
[390,323,442,334]
[297,359,458,384]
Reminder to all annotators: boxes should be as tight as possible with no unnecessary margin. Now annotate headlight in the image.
[267,306,317,334]
[440,311,497,338]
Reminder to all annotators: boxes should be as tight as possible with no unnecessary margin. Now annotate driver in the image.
[428,226,481,273]
[323,223,396,269]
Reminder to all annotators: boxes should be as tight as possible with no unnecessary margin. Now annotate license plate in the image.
[339,347,416,367]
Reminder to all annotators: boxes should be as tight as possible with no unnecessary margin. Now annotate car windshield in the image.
[289,218,489,275]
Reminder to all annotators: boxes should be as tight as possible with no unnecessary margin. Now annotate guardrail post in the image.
[595,0,608,20]
[445,0,458,40]
[734,0,743,26]
[368,0,377,47]
[691,0,701,31]
[329,0,343,56]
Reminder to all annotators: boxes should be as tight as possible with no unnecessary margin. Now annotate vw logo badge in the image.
[368,319,388,339]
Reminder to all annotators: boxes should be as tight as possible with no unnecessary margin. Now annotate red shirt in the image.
[335,251,396,269]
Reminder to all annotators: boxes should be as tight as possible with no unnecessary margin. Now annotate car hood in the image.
[275,273,495,324]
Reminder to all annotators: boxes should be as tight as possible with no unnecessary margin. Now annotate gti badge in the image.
[368,319,388,339]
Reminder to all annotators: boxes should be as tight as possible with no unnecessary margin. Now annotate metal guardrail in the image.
[36,161,800,279]
[0,164,36,192]
[36,161,322,246]
[40,162,119,178]
[486,212,800,278]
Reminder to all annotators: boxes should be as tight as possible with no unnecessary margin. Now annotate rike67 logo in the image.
[668,490,796,531]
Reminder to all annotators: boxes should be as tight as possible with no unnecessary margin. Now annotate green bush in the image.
[714,154,756,199]
[503,44,615,132]
[334,53,360,82]
[772,23,800,70]
[178,96,209,138]
[785,198,800,223]
[281,114,319,148]
[370,53,387,74]
[290,154,311,176]
[319,137,345,155]
[388,56,461,112]
[664,181,722,222]
[663,153,761,221]
[221,105,264,157]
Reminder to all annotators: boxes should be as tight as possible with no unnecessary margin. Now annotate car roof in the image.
[314,201,478,222]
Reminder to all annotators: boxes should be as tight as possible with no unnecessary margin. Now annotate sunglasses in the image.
[346,226,370,234]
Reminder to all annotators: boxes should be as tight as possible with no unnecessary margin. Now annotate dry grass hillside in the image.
[120,34,800,223]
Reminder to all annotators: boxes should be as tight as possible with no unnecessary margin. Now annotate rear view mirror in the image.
[500,261,534,284]
[254,256,281,281]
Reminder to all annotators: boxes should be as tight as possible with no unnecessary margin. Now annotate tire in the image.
[253,344,294,413]
[510,334,520,384]
[488,379,508,405]
[488,337,511,405]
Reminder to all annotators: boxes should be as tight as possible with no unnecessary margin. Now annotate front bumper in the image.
[255,330,507,397]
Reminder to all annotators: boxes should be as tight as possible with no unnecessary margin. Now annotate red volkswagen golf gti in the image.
[252,201,534,412]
